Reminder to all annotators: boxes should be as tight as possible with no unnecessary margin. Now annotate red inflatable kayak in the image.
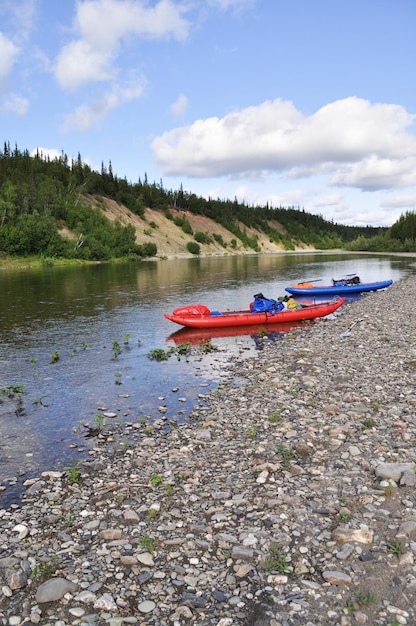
[164,298,345,329]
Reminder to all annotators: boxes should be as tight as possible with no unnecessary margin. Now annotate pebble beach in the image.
[1,271,416,626]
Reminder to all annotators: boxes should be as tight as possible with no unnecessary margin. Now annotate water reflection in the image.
[167,319,307,346]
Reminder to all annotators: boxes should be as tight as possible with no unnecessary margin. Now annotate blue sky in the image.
[1,0,416,227]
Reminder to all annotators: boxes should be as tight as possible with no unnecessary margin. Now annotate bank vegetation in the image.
[1,143,415,265]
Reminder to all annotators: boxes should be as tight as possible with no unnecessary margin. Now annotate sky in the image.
[1,0,416,228]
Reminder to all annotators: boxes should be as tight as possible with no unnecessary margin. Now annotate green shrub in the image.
[187,241,200,255]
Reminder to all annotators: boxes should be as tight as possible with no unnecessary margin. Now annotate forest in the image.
[0,143,415,261]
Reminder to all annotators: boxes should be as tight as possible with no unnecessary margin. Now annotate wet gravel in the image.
[1,272,416,625]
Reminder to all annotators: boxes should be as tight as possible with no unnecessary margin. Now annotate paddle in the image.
[339,318,364,338]
[335,273,357,280]
[297,278,323,284]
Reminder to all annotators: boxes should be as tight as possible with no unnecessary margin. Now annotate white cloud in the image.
[54,0,191,91]
[55,39,115,91]
[313,193,343,208]
[380,194,416,209]
[329,155,416,191]
[151,97,416,198]
[207,0,255,11]
[170,93,188,116]
[1,93,29,115]
[62,75,146,132]
[0,0,37,43]
[0,32,19,85]
[31,147,63,161]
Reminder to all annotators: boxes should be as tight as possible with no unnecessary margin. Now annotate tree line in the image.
[0,142,415,260]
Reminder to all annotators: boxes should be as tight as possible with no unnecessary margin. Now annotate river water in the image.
[0,252,414,506]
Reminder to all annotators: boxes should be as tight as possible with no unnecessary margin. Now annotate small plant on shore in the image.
[362,417,376,429]
[147,348,171,361]
[265,544,290,573]
[384,483,395,497]
[94,414,107,430]
[29,357,37,363]
[63,459,83,484]
[175,342,192,360]
[277,443,296,467]
[150,473,163,488]
[123,333,131,345]
[355,588,377,606]
[1,383,25,398]
[50,351,60,363]
[139,535,158,553]
[30,555,58,581]
[115,371,122,385]
[65,513,74,527]
[198,340,217,354]
[269,409,281,423]
[111,340,121,358]
[246,424,257,439]
[387,541,406,558]
[345,602,355,614]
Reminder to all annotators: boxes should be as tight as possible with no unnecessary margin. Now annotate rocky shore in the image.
[1,273,416,626]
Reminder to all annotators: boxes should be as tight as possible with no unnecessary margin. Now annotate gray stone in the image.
[322,570,352,585]
[375,462,414,482]
[35,577,78,603]
[137,600,156,613]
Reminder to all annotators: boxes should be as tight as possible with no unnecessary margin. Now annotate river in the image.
[0,252,414,507]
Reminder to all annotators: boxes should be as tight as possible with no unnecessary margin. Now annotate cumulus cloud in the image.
[54,0,191,91]
[0,32,19,85]
[151,96,416,195]
[329,155,416,191]
[170,93,188,116]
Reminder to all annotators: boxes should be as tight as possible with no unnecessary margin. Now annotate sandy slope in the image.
[84,195,313,258]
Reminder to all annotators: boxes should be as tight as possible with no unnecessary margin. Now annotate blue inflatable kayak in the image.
[285,279,393,297]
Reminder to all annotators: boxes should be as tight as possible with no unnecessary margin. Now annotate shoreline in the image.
[1,249,416,271]
[1,275,416,624]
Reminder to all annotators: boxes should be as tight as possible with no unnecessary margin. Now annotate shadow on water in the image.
[0,252,414,507]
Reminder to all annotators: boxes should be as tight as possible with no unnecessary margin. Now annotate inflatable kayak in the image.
[286,279,392,297]
[164,297,345,329]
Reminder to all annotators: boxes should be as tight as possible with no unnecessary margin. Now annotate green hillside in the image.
[1,143,414,263]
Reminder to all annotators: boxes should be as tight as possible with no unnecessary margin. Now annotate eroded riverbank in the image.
[1,274,416,625]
